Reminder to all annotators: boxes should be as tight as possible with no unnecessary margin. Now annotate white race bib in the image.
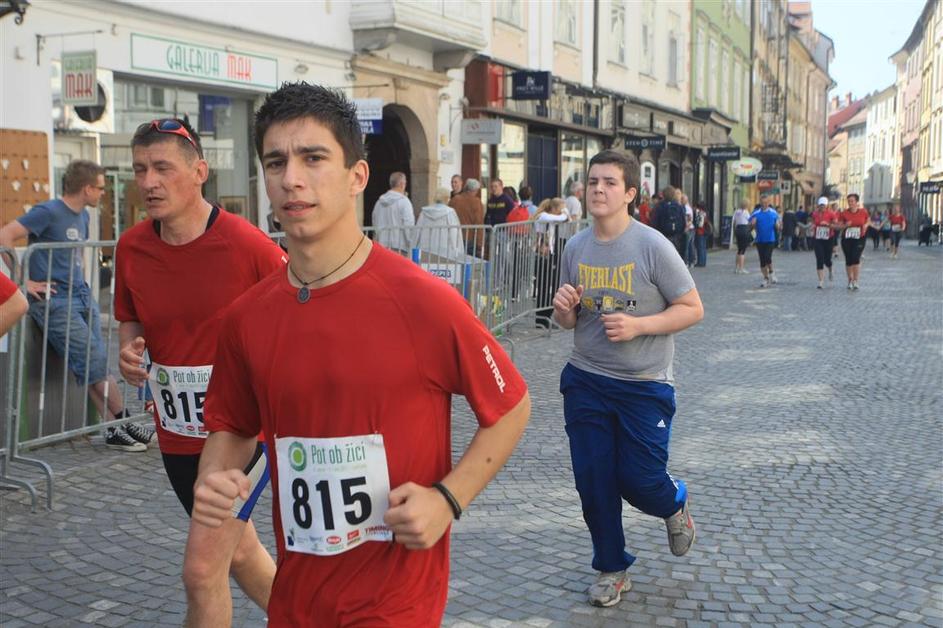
[815,226,831,240]
[845,227,861,239]
[147,362,212,438]
[891,224,902,232]
[276,434,392,556]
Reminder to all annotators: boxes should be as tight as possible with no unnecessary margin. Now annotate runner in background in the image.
[889,206,907,259]
[839,193,870,291]
[810,197,838,289]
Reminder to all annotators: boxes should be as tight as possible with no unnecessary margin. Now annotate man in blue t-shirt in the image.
[749,194,782,288]
[0,160,151,452]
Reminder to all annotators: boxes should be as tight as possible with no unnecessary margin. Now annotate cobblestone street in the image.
[1,242,941,627]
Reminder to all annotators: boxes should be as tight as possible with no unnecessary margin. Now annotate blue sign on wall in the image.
[512,71,551,100]
[359,120,383,135]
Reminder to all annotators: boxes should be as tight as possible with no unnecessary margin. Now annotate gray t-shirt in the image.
[559,220,695,384]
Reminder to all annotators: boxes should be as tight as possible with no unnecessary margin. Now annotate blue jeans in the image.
[28,294,109,385]
[561,364,688,573]
[695,234,708,266]
[781,235,793,250]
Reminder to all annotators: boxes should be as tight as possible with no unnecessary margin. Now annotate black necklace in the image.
[289,234,366,304]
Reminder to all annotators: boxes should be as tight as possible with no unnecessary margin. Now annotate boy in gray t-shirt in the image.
[552,149,704,609]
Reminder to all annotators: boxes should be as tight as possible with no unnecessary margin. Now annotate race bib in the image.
[276,434,392,556]
[891,224,902,232]
[147,362,212,438]
[815,226,831,240]
[845,227,861,239]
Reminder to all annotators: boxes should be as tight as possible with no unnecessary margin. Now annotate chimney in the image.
[845,92,852,107]
[831,95,839,111]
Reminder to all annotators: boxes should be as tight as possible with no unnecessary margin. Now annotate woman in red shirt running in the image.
[839,193,870,290]
[889,206,907,259]
[810,197,838,289]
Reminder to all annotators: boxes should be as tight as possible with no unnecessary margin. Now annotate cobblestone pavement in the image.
[2,241,941,627]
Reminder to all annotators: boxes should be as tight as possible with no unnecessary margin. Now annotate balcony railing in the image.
[350,0,486,57]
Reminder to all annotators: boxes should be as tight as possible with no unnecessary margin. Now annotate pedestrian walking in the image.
[811,196,837,289]
[750,194,782,287]
[115,117,284,625]
[552,149,703,608]
[868,209,883,251]
[192,82,530,627]
[732,201,752,274]
[839,193,869,290]
[795,206,809,251]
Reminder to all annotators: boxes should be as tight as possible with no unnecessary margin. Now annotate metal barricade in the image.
[4,241,151,509]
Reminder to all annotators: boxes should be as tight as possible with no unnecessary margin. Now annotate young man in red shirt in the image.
[192,83,531,626]
[115,118,285,627]
[839,193,870,290]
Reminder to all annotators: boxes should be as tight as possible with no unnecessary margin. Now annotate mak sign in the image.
[707,146,741,161]
[131,33,278,89]
[62,50,98,106]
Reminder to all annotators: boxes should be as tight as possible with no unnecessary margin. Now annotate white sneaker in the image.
[817,282,823,290]
[770,274,778,284]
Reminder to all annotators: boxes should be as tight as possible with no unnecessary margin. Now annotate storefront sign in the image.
[780,180,792,194]
[707,146,741,161]
[62,50,98,106]
[621,104,650,130]
[757,170,780,181]
[920,181,941,194]
[758,180,775,191]
[624,135,666,150]
[730,157,763,177]
[461,119,503,144]
[738,175,757,183]
[511,71,551,100]
[130,33,278,89]
[354,98,383,135]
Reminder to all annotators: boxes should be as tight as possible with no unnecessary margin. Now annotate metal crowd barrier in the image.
[3,241,151,509]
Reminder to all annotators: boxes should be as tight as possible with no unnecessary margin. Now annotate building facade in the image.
[864,85,898,213]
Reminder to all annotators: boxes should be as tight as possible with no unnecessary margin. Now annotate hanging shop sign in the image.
[624,135,666,150]
[461,119,503,144]
[780,180,792,194]
[354,98,383,135]
[511,71,551,100]
[730,157,763,177]
[707,146,741,161]
[62,50,98,106]
[919,181,941,194]
[757,170,780,181]
[130,33,278,89]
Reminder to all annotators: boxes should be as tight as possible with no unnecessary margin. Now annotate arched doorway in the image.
[364,107,412,227]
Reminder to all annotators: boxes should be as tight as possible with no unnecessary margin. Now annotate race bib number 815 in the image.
[276,434,392,556]
[147,363,212,438]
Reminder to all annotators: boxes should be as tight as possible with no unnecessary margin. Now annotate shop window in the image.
[497,122,526,192]
[132,84,148,109]
[560,133,585,197]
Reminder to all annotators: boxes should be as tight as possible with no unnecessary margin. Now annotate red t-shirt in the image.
[204,245,527,627]
[812,210,837,238]
[114,209,287,455]
[638,203,651,225]
[0,273,17,303]
[889,214,906,227]
[840,209,870,238]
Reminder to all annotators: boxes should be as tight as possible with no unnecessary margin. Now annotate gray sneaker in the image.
[588,570,631,607]
[665,501,696,556]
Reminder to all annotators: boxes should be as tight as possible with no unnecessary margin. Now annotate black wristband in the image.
[432,482,462,520]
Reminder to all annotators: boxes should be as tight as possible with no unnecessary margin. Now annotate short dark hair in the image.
[62,160,105,195]
[847,193,860,201]
[131,118,203,161]
[519,184,533,201]
[588,149,641,208]
[254,82,365,168]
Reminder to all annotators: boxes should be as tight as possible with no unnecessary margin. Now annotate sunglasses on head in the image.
[143,119,202,157]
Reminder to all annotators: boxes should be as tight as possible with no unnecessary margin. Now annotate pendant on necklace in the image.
[297,286,310,304]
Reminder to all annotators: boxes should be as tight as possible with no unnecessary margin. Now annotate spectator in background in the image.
[449,178,485,256]
[450,174,463,199]
[519,185,537,216]
[533,198,569,328]
[0,159,146,451]
[694,203,711,267]
[371,171,415,252]
[681,193,695,268]
[795,206,809,251]
[503,186,521,210]
[565,181,584,221]
[781,205,797,252]
[486,178,514,226]
[416,187,464,260]
[654,187,686,260]
[638,194,652,225]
